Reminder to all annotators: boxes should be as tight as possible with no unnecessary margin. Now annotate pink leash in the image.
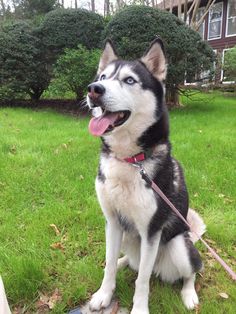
[135,163,236,281]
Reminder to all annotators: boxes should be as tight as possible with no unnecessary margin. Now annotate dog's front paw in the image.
[181,289,199,310]
[89,288,113,311]
[131,306,149,314]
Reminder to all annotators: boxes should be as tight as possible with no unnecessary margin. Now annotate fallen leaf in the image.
[111,301,119,314]
[50,242,65,251]
[48,288,62,309]
[36,289,62,311]
[194,303,200,313]
[195,282,201,293]
[50,224,60,236]
[219,292,229,299]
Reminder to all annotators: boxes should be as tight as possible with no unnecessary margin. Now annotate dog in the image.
[86,39,206,314]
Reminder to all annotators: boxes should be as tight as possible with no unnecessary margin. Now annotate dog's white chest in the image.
[96,158,156,230]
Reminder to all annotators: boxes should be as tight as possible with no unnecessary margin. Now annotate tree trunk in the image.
[166,86,181,108]
[0,0,6,17]
[30,88,43,101]
[184,0,188,23]
[74,0,78,9]
[178,0,182,19]
[169,0,173,13]
[91,0,95,12]
[104,0,110,16]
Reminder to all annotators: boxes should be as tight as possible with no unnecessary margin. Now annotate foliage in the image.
[0,21,50,100]
[104,5,214,105]
[53,46,101,100]
[0,21,43,100]
[9,0,58,18]
[38,8,104,56]
[223,46,236,81]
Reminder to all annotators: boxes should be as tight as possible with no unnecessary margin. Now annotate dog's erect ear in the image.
[98,40,118,75]
[141,38,167,81]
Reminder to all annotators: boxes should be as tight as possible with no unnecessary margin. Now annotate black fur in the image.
[98,163,106,183]
[117,212,136,233]
[184,232,203,273]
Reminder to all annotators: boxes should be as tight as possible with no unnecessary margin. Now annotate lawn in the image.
[0,92,235,313]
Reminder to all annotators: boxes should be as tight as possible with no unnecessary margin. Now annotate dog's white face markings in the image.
[92,64,158,157]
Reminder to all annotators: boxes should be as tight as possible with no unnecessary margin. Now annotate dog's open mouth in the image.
[89,109,131,136]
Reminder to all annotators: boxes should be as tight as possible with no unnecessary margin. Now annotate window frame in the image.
[197,7,206,39]
[226,0,236,37]
[207,2,224,40]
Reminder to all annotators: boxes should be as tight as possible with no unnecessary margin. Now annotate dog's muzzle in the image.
[87,83,105,107]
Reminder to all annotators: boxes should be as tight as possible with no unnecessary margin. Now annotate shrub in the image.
[53,45,101,100]
[0,21,50,100]
[104,5,214,106]
[39,8,104,55]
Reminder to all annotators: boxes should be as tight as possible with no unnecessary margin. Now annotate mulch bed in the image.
[0,99,90,117]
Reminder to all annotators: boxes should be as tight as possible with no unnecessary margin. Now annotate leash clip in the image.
[131,161,142,169]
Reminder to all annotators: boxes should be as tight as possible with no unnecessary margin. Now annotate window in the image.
[197,7,206,39]
[208,2,223,40]
[226,0,236,36]
[221,49,235,83]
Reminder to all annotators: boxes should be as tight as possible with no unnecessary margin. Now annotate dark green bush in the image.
[39,8,104,55]
[0,21,50,100]
[104,5,214,105]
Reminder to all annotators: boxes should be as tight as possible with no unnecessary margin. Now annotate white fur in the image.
[188,208,206,243]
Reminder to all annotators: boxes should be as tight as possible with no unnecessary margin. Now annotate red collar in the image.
[124,152,146,164]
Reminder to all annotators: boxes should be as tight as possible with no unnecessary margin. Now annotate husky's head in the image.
[87,39,169,155]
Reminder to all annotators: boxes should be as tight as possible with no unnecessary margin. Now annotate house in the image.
[158,0,236,83]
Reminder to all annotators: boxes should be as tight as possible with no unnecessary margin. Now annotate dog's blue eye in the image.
[124,77,136,85]
[100,74,106,80]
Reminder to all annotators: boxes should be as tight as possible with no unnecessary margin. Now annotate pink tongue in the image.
[89,112,119,136]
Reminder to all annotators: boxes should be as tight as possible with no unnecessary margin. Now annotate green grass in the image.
[0,92,235,313]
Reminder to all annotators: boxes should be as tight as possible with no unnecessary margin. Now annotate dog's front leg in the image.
[90,215,123,311]
[131,231,161,314]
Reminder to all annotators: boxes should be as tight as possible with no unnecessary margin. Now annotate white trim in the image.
[197,20,205,39]
[221,48,235,83]
[207,2,223,41]
[197,7,206,40]
[226,0,236,37]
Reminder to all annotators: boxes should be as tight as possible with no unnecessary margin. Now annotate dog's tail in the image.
[187,208,206,243]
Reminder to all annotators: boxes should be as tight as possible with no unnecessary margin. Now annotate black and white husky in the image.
[87,39,206,314]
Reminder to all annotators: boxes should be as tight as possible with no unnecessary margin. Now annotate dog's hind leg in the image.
[117,255,129,270]
[156,233,202,310]
[181,274,199,310]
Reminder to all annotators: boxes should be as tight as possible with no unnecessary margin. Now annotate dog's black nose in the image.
[87,83,105,107]
[88,83,105,97]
